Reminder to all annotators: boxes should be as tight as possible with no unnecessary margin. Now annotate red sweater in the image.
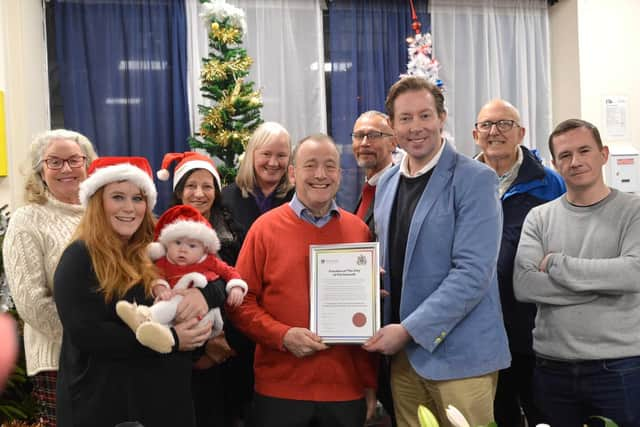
[229,205,377,401]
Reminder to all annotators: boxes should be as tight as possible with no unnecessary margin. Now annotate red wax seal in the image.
[352,312,367,328]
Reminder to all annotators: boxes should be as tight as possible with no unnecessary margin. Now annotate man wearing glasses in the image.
[351,111,397,233]
[351,110,398,426]
[473,99,565,427]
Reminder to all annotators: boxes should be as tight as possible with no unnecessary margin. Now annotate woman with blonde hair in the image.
[219,121,294,425]
[223,121,294,236]
[54,157,214,427]
[3,129,97,426]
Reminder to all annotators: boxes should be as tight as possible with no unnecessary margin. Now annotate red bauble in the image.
[412,21,422,34]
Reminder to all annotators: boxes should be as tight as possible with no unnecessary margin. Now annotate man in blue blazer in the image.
[364,76,510,427]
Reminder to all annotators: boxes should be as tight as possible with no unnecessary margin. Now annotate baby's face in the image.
[166,237,207,266]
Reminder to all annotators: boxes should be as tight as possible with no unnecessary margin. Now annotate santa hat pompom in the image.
[157,168,170,181]
[147,241,166,260]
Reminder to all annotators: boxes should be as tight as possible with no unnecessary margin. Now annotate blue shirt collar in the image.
[289,193,340,228]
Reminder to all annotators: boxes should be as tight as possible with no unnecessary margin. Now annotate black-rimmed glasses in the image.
[474,120,520,133]
[41,156,87,170]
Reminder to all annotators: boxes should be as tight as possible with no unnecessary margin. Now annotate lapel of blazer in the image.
[404,142,457,268]
[364,194,375,226]
[375,166,401,269]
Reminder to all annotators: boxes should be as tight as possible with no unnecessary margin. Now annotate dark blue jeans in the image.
[534,355,640,427]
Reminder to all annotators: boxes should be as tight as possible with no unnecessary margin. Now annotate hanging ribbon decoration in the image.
[409,0,422,34]
[402,0,443,89]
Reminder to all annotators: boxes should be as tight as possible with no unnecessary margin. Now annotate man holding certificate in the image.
[364,76,511,427]
[229,134,377,427]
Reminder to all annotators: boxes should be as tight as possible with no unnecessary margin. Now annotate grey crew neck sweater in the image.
[514,189,640,361]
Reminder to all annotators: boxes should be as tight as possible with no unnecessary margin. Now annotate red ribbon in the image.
[409,0,422,34]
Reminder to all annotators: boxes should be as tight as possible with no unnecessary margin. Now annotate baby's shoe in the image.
[136,321,175,354]
[116,301,149,333]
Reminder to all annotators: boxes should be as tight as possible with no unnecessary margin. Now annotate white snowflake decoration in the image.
[200,0,247,34]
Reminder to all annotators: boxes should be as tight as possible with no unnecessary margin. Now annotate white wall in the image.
[0,0,49,210]
[550,0,640,150]
[549,0,581,125]
[577,0,640,150]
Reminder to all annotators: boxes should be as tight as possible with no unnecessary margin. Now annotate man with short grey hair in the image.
[351,111,397,231]
[230,134,378,427]
[473,99,564,427]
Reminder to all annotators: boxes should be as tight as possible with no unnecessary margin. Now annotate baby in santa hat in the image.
[116,204,247,353]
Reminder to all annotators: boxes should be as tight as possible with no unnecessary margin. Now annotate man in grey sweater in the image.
[514,118,640,427]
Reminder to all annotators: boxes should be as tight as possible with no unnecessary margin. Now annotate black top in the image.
[388,171,433,323]
[221,183,295,238]
[353,189,375,237]
[209,204,245,266]
[54,240,195,427]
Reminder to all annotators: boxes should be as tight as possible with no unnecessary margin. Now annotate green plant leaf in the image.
[589,415,619,427]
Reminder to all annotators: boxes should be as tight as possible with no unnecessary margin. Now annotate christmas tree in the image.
[189,0,263,184]
[402,31,442,86]
[401,0,442,88]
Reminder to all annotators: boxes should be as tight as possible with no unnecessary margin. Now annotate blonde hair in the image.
[73,186,158,302]
[24,129,98,204]
[235,121,293,198]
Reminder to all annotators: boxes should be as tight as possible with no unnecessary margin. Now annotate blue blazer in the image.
[374,142,511,380]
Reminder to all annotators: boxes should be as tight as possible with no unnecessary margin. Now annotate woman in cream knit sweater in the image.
[3,129,96,426]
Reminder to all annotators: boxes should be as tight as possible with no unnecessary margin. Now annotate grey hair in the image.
[292,133,339,167]
[356,110,390,122]
[24,129,98,204]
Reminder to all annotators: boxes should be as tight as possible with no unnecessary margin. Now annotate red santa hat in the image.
[156,152,221,191]
[79,156,157,209]
[147,204,221,260]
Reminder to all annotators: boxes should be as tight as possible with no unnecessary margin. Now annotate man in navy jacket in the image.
[473,99,565,427]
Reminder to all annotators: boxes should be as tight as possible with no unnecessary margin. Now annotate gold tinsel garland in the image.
[201,60,226,82]
[210,22,242,45]
[200,57,253,85]
[202,108,223,131]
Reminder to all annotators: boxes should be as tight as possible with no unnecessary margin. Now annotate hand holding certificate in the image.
[309,242,380,344]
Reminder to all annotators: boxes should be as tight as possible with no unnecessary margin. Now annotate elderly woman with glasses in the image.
[2,129,97,426]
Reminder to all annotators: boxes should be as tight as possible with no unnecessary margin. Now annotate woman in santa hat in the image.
[157,151,245,427]
[53,157,215,427]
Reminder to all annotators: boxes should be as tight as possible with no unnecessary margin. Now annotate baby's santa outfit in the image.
[117,204,247,353]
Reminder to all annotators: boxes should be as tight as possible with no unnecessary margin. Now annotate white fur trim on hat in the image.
[157,220,221,253]
[173,159,221,191]
[79,163,157,209]
[226,279,248,296]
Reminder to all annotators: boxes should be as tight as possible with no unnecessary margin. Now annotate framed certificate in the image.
[309,242,380,344]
